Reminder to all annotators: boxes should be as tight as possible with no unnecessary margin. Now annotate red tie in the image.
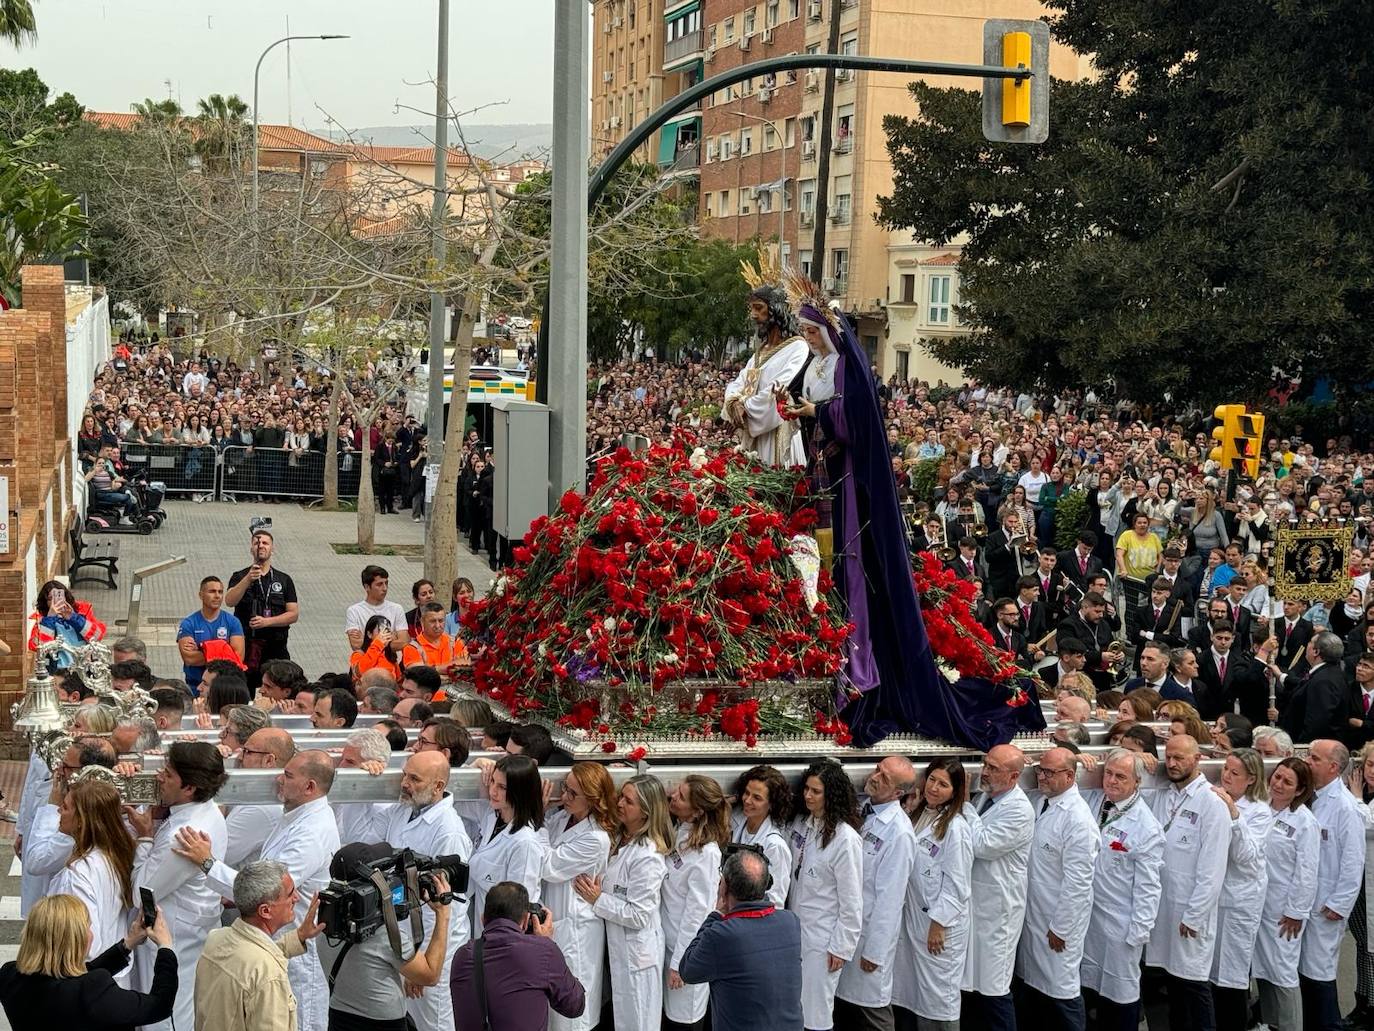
[967,559,974,574]
[1042,578,1049,595]
[1364,693,1371,716]
[1079,555,1087,574]
[1022,604,1030,623]
[1154,608,1161,623]
[1218,656,1227,681]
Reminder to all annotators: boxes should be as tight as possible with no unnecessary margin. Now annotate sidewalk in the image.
[77,499,497,680]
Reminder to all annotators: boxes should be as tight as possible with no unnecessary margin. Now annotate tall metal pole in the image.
[547,0,590,505]
[425,0,450,485]
[809,0,844,285]
[251,34,348,216]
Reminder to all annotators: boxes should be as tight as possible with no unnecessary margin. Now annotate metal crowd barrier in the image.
[119,442,217,498]
[204,446,365,502]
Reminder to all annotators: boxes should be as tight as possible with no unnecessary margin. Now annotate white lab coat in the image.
[541,809,611,1031]
[1079,792,1164,1004]
[962,786,1034,997]
[1145,774,1231,980]
[786,815,863,1031]
[1016,784,1099,1000]
[17,752,52,916]
[722,337,809,467]
[730,812,792,909]
[660,826,720,1023]
[333,800,390,846]
[19,802,71,916]
[593,838,667,1031]
[469,810,548,939]
[836,799,917,1009]
[1299,778,1367,981]
[133,798,229,1031]
[51,850,133,986]
[1253,803,1321,989]
[222,802,281,867]
[1210,795,1272,989]
[1362,796,1374,950]
[892,813,972,1021]
[382,796,474,1031]
[204,796,340,1031]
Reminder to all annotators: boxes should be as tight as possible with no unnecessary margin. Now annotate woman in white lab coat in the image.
[1346,743,1374,1025]
[731,764,794,908]
[576,773,674,1031]
[542,762,616,1031]
[50,778,136,985]
[662,774,729,1030]
[1209,748,1273,1031]
[1253,757,1320,1031]
[787,759,863,1031]
[892,758,973,1031]
[469,753,549,939]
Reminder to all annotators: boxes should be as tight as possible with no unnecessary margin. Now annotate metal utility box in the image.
[491,398,550,538]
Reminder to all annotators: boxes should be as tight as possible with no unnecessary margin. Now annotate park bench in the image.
[68,518,121,591]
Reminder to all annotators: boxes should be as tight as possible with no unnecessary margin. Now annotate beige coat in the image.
[194,918,306,1031]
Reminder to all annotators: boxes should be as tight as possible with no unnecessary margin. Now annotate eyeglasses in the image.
[1035,765,1072,777]
[239,747,275,760]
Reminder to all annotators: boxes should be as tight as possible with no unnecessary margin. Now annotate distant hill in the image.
[319,124,552,161]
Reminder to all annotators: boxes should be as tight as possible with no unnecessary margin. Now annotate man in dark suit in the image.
[1219,579,1254,645]
[1056,592,1118,693]
[1277,633,1354,744]
[1032,546,1073,625]
[1195,621,1266,724]
[1344,651,1374,750]
[1144,548,1196,611]
[1040,638,1087,690]
[1122,641,1172,696]
[983,509,1027,602]
[1012,576,1050,645]
[1270,599,1314,673]
[989,597,1042,668]
[1132,580,1186,669]
[1057,531,1103,589]
[1187,597,1232,655]
[945,536,986,584]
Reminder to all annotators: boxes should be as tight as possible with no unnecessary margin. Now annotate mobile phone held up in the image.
[140,887,157,929]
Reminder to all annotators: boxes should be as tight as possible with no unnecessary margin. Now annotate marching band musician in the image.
[1012,577,1050,651]
[1033,546,1072,625]
[985,508,1027,603]
[1079,750,1164,1031]
[1056,592,1120,694]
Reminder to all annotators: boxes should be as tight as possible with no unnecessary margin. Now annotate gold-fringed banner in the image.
[1273,523,1355,602]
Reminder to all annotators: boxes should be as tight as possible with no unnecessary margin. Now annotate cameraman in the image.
[450,881,585,1031]
[315,843,453,1031]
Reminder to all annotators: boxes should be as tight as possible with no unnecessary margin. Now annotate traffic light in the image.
[982,20,1049,144]
[1209,404,1265,480]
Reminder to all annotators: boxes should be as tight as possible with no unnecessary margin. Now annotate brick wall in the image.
[0,265,77,751]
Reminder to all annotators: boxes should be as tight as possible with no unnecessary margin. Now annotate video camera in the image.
[317,847,469,944]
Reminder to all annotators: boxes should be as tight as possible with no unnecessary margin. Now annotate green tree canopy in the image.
[877,0,1374,404]
[0,67,83,144]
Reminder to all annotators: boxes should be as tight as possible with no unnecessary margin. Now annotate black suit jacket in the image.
[1144,572,1196,612]
[1033,570,1072,624]
[1279,663,1352,745]
[1346,683,1374,750]
[1195,650,1266,724]
[1057,547,1103,588]
[944,554,986,584]
[1274,618,1315,671]
[0,942,175,1031]
[1013,598,1049,646]
[1056,613,1114,671]
[1220,601,1253,644]
[984,529,1021,600]
[1132,600,1186,658]
[988,623,1033,668]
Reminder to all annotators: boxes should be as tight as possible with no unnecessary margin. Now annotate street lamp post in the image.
[251,33,349,215]
[736,109,789,268]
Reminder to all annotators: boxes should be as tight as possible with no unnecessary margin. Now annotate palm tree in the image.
[132,97,182,127]
[193,93,250,169]
[0,0,37,46]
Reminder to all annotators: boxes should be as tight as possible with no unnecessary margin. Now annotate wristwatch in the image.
[200,856,215,874]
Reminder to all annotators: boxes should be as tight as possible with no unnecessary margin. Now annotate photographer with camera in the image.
[450,881,586,1031]
[225,527,299,691]
[315,843,455,1031]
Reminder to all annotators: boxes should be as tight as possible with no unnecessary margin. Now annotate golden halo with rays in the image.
[784,267,840,330]
[739,246,785,293]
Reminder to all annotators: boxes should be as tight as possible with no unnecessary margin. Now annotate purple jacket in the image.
[449,918,585,1031]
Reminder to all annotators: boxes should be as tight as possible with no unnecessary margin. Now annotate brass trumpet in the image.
[972,522,989,539]
[936,546,957,562]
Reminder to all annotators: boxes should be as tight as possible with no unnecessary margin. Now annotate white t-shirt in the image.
[1019,470,1050,504]
[345,599,407,638]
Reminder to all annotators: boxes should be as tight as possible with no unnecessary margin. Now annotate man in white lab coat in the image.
[382,750,473,1031]
[333,729,393,846]
[834,755,918,1031]
[128,740,231,1031]
[962,743,1033,1031]
[1300,739,1368,1028]
[220,727,290,868]
[1145,733,1230,1031]
[173,749,342,1031]
[1079,749,1164,1031]
[1014,746,1099,1030]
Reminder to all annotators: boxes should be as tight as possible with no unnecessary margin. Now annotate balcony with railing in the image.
[664,28,704,70]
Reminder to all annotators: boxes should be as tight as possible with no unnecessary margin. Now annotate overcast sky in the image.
[0,0,564,128]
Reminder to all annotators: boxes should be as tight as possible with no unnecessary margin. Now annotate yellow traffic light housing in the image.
[1210,403,1240,468]
[1001,32,1032,128]
[1235,411,1265,479]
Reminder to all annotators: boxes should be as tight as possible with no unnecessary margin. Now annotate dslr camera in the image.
[317,847,469,944]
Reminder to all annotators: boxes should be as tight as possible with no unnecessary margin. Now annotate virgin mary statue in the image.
[781,270,1045,749]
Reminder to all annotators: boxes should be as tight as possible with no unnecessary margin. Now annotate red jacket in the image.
[28,601,107,652]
